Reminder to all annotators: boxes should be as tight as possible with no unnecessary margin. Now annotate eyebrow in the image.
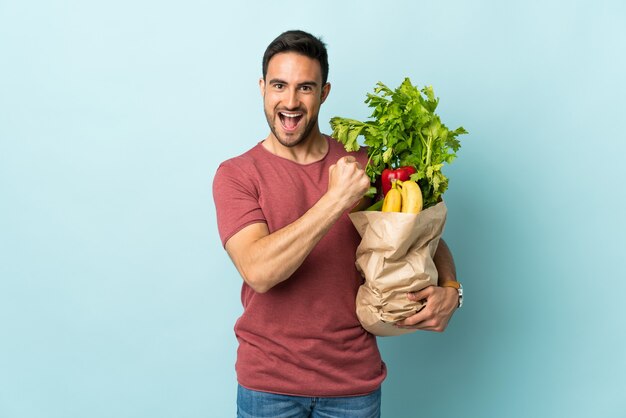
[268,78,319,88]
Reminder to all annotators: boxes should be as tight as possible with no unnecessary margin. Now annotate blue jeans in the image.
[236,385,381,418]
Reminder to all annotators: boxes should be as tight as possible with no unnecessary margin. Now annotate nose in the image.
[284,87,300,110]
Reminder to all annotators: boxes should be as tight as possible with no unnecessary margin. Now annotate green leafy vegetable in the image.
[330,77,468,208]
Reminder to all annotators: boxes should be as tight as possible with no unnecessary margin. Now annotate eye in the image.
[272,83,284,90]
[299,85,313,92]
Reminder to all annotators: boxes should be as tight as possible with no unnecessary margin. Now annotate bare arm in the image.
[224,156,370,293]
[434,239,457,284]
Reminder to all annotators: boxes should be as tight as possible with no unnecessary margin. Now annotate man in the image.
[213,30,460,418]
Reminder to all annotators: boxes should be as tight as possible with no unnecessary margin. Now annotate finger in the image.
[407,285,434,301]
[395,312,443,331]
[396,308,428,327]
[397,323,442,332]
[396,318,448,332]
[327,164,336,179]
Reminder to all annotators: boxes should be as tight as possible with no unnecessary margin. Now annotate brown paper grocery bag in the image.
[349,201,447,336]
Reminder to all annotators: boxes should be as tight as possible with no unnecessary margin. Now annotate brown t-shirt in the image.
[213,136,386,397]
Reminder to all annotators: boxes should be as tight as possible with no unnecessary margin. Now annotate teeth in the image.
[280,112,302,118]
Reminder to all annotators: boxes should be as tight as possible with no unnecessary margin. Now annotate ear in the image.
[259,78,266,96]
[320,82,331,104]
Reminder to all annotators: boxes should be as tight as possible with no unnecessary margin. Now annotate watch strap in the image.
[440,280,463,308]
[439,280,460,289]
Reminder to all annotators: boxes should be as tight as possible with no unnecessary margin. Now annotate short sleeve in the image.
[212,160,267,247]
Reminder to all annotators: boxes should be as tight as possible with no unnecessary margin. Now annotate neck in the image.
[263,129,328,164]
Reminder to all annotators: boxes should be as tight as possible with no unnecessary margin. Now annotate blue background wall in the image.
[1,1,625,417]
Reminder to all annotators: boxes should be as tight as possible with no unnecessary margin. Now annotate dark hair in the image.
[262,30,329,85]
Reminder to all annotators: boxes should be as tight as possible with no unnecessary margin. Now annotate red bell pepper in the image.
[381,166,417,196]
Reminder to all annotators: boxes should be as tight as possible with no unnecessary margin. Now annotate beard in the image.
[264,108,318,148]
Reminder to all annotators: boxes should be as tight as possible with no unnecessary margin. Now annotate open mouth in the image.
[278,111,303,132]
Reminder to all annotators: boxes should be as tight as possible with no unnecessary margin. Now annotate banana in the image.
[399,180,423,214]
[381,181,402,212]
[379,179,423,214]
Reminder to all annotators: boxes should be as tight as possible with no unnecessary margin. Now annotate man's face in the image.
[260,52,330,148]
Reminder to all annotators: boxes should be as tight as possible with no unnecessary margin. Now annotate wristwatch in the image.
[440,280,463,308]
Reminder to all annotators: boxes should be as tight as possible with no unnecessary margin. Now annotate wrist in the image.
[317,192,350,217]
[322,189,359,214]
[440,280,463,308]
